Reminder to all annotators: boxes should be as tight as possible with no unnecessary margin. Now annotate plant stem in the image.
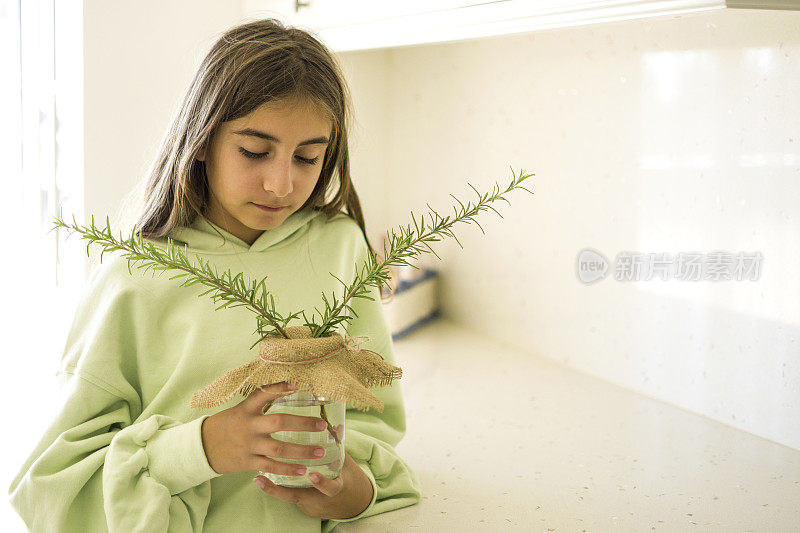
[320,403,341,445]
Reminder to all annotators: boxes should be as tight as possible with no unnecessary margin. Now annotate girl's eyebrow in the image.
[232,128,329,146]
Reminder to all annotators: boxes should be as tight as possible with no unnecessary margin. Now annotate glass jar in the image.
[259,391,345,488]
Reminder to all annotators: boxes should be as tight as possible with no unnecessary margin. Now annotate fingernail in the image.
[287,383,298,390]
[254,477,265,489]
[309,473,320,482]
[316,420,327,430]
[314,448,325,457]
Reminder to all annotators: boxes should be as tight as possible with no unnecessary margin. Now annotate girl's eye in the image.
[238,147,319,165]
[296,155,319,165]
[239,147,267,159]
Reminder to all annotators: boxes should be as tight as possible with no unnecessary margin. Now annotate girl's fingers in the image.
[308,471,343,497]
[251,455,309,477]
[246,381,297,413]
[260,412,327,434]
[253,475,302,501]
[254,436,325,460]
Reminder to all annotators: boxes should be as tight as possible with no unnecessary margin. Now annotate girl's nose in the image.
[263,157,293,197]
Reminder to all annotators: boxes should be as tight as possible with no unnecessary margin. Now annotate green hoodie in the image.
[8,207,422,532]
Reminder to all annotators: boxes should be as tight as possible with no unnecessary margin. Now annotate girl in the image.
[9,18,421,532]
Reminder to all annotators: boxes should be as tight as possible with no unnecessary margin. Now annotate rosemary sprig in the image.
[308,166,534,338]
[51,166,534,349]
[51,214,303,344]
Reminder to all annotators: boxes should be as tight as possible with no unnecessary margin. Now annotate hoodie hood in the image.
[165,207,324,254]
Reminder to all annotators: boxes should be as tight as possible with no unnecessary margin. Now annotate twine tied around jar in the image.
[189,325,402,413]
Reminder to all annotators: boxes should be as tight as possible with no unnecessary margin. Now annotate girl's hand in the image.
[201,381,328,476]
[254,452,374,520]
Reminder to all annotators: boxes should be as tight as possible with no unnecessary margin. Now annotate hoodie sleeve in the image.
[7,257,222,532]
[322,228,422,531]
[8,370,221,533]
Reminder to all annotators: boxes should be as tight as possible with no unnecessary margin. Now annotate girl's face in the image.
[196,98,332,245]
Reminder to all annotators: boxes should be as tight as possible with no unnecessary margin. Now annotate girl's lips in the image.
[253,203,286,212]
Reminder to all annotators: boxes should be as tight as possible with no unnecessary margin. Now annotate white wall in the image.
[337,50,391,249]
[82,0,244,271]
[338,9,800,451]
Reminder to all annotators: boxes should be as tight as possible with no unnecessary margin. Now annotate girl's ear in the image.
[196,145,207,162]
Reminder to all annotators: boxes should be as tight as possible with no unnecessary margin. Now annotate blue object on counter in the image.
[381,268,439,298]
[381,268,440,341]
[392,309,440,341]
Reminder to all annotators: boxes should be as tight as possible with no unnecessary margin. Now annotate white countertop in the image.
[337,319,800,532]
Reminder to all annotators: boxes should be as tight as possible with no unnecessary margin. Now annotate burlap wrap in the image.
[189,325,402,412]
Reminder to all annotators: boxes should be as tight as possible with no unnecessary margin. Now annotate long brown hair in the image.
[123,18,379,269]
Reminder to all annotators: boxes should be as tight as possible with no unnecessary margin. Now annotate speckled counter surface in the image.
[335,318,800,532]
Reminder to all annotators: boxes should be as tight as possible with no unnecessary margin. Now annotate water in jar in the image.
[259,391,345,488]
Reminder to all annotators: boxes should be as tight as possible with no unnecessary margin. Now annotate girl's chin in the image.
[246,210,288,229]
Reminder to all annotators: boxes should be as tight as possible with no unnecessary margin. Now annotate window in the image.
[1,1,84,528]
